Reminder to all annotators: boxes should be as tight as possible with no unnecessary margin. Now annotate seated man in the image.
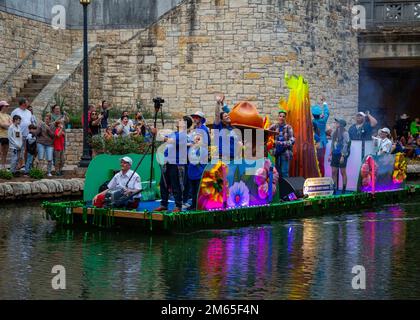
[93,156,141,208]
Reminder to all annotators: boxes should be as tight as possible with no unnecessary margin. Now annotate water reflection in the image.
[0,200,420,299]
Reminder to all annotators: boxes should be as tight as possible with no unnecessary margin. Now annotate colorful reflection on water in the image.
[0,200,419,299]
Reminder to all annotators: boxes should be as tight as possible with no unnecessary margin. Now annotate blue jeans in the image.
[275,154,290,178]
[10,148,22,174]
[25,153,34,174]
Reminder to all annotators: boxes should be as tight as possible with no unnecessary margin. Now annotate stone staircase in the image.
[8,74,53,107]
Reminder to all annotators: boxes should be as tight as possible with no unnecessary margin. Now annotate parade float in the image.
[42,75,419,233]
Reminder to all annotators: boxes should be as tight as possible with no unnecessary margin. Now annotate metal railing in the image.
[0,49,39,90]
[358,0,420,26]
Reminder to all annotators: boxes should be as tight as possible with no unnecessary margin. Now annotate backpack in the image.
[26,138,37,155]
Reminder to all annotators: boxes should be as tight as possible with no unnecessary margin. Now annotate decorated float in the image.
[42,74,419,232]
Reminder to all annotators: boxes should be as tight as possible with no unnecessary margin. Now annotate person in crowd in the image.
[0,101,12,170]
[154,118,189,213]
[329,118,351,194]
[89,111,103,137]
[410,117,419,137]
[36,113,55,177]
[51,104,70,125]
[8,115,23,175]
[373,128,393,156]
[27,105,38,126]
[214,94,242,161]
[11,98,32,169]
[24,124,37,175]
[188,132,206,211]
[93,156,142,208]
[393,113,411,144]
[311,97,329,176]
[133,112,144,127]
[348,111,378,141]
[117,115,133,137]
[100,100,111,129]
[269,110,295,178]
[53,120,66,176]
[103,126,115,141]
[132,124,145,138]
[415,135,420,159]
[120,111,134,127]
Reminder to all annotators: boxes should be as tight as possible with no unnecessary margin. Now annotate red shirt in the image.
[54,128,65,151]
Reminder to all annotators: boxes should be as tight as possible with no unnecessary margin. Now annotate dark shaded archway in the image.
[359,58,420,130]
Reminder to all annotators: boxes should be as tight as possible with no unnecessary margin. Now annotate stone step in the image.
[32,74,53,80]
[23,82,47,90]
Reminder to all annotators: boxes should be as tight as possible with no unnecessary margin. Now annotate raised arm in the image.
[214,94,225,126]
[367,111,378,128]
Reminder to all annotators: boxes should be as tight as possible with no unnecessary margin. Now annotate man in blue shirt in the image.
[155,119,188,213]
[311,98,329,176]
[348,111,378,141]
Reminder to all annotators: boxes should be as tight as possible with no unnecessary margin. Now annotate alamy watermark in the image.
[51,5,66,30]
[51,265,66,290]
[352,265,366,290]
[352,5,366,30]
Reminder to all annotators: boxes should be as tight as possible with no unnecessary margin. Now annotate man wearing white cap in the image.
[93,156,141,208]
[348,111,378,141]
[374,128,393,156]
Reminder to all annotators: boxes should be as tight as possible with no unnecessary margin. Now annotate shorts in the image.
[0,138,8,146]
[37,144,54,161]
[331,153,348,168]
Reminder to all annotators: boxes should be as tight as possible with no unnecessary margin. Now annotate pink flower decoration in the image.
[254,159,278,199]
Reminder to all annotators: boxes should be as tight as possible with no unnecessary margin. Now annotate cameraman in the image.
[93,156,141,208]
[348,111,378,141]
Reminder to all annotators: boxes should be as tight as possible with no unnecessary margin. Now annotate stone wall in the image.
[0,178,84,200]
[0,11,73,100]
[65,129,83,166]
[57,0,360,125]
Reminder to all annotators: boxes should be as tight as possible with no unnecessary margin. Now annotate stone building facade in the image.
[2,0,359,127]
[58,0,359,123]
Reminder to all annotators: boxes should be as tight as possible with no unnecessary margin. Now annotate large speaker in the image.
[278,177,305,200]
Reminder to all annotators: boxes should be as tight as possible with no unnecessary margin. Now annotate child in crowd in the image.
[53,120,66,176]
[24,124,38,175]
[8,115,23,175]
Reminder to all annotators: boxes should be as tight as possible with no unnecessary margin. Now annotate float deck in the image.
[43,185,420,233]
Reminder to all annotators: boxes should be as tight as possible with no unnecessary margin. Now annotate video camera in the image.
[153,97,165,110]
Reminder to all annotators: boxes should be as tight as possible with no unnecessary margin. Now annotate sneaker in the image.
[182,203,191,210]
[172,207,182,213]
[47,173,52,177]
[154,206,168,212]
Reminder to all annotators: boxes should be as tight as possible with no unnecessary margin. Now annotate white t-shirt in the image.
[11,108,32,137]
[376,138,393,155]
[107,169,141,197]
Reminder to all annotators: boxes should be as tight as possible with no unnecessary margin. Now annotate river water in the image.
[0,199,419,300]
